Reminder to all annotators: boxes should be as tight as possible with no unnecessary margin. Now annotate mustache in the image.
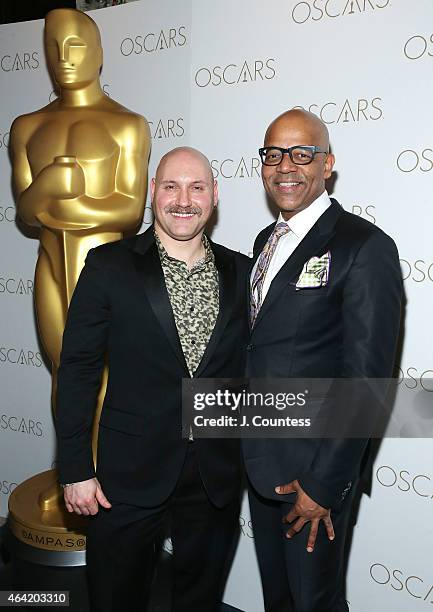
[166,206,202,215]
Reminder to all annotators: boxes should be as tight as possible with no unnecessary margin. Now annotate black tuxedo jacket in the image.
[56,227,249,508]
[243,199,402,510]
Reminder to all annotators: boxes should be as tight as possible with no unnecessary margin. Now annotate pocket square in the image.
[295,251,331,289]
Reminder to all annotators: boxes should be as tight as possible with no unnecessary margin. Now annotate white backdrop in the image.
[1,2,432,611]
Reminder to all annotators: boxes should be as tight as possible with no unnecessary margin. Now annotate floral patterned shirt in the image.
[155,232,219,376]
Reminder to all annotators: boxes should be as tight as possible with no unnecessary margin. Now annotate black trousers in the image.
[86,444,240,612]
[248,482,356,612]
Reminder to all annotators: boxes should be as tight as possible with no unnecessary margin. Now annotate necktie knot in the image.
[273,221,291,239]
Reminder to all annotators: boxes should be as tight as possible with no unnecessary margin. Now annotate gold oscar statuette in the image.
[8,8,150,560]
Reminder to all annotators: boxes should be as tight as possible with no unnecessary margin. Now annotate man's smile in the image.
[170,212,196,218]
[274,180,303,192]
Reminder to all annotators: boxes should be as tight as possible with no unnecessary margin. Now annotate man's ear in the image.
[324,153,335,180]
[213,179,218,207]
[150,177,156,202]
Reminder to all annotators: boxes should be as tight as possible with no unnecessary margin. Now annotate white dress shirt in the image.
[251,190,332,302]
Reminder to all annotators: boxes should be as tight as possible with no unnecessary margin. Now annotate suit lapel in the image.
[195,243,236,377]
[252,200,342,330]
[131,229,189,374]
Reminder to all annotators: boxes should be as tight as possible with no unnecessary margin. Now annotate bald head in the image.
[155,147,214,185]
[265,109,330,151]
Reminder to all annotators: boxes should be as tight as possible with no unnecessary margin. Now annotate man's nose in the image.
[277,152,298,173]
[177,186,190,206]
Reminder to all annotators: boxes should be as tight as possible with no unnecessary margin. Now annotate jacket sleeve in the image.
[56,248,110,484]
[299,231,403,509]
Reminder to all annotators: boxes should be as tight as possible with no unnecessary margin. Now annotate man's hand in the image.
[63,477,111,516]
[275,480,334,553]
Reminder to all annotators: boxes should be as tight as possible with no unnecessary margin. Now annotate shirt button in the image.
[191,339,196,345]
[190,306,194,313]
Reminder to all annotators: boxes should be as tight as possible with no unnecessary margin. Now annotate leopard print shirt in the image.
[155,232,219,376]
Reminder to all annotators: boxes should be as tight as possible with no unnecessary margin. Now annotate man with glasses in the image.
[243,109,402,611]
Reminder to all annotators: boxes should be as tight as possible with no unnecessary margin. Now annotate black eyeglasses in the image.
[258,146,328,166]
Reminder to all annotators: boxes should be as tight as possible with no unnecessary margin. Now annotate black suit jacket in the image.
[56,227,249,508]
[242,199,402,510]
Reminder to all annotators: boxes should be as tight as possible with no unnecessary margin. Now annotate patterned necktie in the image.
[250,222,291,326]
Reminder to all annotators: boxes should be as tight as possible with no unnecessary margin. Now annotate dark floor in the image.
[0,522,242,611]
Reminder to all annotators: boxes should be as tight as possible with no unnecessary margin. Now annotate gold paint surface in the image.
[9,8,150,547]
[8,471,88,551]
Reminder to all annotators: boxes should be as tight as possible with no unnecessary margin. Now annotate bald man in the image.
[56,147,249,612]
[243,110,402,611]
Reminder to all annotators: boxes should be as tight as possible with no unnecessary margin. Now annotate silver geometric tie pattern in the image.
[250,222,291,327]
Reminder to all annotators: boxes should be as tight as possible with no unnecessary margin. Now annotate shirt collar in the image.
[277,190,332,239]
[154,229,214,267]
